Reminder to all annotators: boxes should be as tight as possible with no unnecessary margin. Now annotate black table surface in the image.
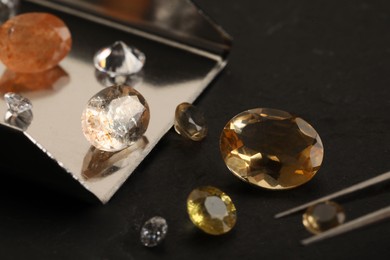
[1,0,390,259]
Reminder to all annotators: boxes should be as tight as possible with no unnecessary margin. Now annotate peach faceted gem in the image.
[0,13,72,73]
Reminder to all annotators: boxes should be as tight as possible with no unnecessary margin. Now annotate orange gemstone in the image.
[0,66,69,94]
[0,13,72,73]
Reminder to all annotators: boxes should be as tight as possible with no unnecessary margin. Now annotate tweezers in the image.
[274,171,390,245]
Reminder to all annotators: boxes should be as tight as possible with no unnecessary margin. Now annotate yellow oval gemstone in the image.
[187,186,237,235]
[303,201,346,234]
[220,108,324,190]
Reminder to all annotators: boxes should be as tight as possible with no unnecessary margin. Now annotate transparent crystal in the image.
[140,216,168,247]
[0,0,18,24]
[93,41,145,76]
[174,102,208,141]
[4,92,32,114]
[4,109,33,131]
[81,86,150,152]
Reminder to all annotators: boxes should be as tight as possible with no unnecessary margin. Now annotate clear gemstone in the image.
[174,102,208,141]
[140,216,168,247]
[81,85,150,152]
[220,108,323,190]
[303,201,346,234]
[4,92,32,113]
[93,41,145,76]
[187,186,237,235]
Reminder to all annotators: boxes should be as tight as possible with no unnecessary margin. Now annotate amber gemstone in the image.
[187,186,237,235]
[303,201,346,234]
[220,108,323,190]
[174,102,208,141]
[0,13,72,73]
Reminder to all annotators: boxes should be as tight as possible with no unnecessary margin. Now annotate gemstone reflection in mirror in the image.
[3,92,33,131]
[94,68,143,88]
[82,137,148,181]
[81,85,150,152]
[303,201,346,234]
[93,41,145,76]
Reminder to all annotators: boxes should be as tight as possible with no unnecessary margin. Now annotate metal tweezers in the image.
[274,171,390,245]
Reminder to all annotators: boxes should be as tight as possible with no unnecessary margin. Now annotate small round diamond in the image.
[220,108,323,190]
[187,186,237,235]
[81,85,150,152]
[303,201,346,234]
[140,216,168,247]
[94,41,145,76]
[0,12,72,73]
[174,102,207,141]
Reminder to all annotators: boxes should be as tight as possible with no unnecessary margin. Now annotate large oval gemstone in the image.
[220,108,324,190]
[0,13,72,73]
[81,86,150,152]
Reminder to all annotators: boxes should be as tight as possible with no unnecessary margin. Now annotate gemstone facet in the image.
[4,92,32,114]
[303,201,346,234]
[140,216,168,247]
[0,12,72,73]
[220,108,323,190]
[81,85,150,152]
[187,186,237,235]
[174,102,208,141]
[94,41,145,76]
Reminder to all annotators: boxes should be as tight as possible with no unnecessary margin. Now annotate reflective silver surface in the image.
[0,0,231,203]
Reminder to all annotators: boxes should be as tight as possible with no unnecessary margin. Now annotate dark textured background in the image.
[1,0,390,259]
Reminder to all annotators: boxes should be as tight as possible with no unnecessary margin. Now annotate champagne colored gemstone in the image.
[0,12,72,73]
[81,85,150,152]
[174,102,208,141]
[303,201,346,234]
[187,186,237,235]
[220,108,323,190]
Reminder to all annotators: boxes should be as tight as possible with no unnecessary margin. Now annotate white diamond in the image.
[140,216,168,247]
[81,86,150,152]
[93,41,145,76]
[4,92,32,114]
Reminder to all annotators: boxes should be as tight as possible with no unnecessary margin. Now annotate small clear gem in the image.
[81,85,150,152]
[94,41,145,76]
[303,201,346,234]
[140,216,168,247]
[187,186,237,235]
[174,102,208,141]
[220,108,323,190]
[4,92,32,114]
